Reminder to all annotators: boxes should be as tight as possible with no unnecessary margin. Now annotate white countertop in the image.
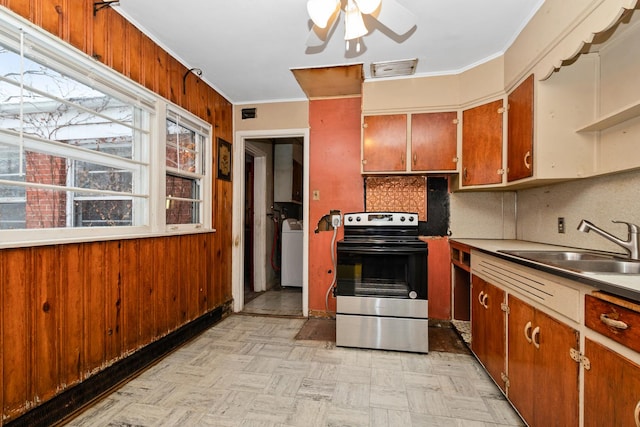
[452,238,640,301]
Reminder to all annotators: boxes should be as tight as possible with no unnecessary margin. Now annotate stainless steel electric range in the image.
[335,212,429,353]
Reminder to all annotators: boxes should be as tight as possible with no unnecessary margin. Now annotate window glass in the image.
[0,10,212,244]
[0,35,147,231]
[165,113,207,227]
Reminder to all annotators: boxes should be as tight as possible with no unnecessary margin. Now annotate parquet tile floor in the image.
[65,314,525,427]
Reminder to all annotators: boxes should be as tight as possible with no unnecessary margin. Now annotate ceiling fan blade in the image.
[306,11,340,47]
[354,0,381,15]
[372,0,417,35]
[307,0,340,28]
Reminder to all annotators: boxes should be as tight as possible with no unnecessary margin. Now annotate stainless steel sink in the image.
[499,250,640,274]
[549,259,640,274]
[500,250,617,262]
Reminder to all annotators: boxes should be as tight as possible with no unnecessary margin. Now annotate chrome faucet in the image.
[577,220,640,260]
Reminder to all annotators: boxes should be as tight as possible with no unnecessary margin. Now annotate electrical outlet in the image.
[312,190,320,200]
[332,214,341,228]
[558,217,565,233]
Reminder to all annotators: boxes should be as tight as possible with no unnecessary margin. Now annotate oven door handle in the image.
[337,246,427,255]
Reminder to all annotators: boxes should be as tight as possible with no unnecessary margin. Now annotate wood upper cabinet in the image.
[410,112,458,171]
[584,339,640,427]
[362,114,407,172]
[507,74,534,182]
[461,99,504,186]
[274,144,303,203]
[471,275,506,390]
[362,112,458,173]
[507,295,579,427]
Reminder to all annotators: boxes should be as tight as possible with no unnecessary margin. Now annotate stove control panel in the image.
[343,212,418,226]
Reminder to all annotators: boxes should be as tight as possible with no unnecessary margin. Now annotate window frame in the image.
[0,8,213,248]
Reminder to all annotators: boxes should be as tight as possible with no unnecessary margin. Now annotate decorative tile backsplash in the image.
[365,176,427,220]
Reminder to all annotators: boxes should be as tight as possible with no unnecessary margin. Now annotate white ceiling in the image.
[117,0,544,105]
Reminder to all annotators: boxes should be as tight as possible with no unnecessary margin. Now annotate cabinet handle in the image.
[413,153,417,165]
[482,294,489,308]
[532,326,540,349]
[401,153,405,165]
[478,291,485,306]
[524,321,533,344]
[524,151,531,169]
[463,167,468,181]
[634,400,640,427]
[600,313,628,330]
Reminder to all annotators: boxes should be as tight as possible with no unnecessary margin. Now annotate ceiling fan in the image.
[306,0,417,52]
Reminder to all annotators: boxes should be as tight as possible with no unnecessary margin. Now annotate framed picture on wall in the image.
[217,138,232,181]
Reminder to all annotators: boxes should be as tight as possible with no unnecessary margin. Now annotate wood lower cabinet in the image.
[584,292,640,427]
[461,99,504,186]
[584,339,640,427]
[471,275,506,390]
[507,295,580,427]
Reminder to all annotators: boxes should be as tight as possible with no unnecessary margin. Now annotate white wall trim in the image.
[232,128,310,316]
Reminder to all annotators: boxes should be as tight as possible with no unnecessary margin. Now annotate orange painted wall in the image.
[308,97,364,315]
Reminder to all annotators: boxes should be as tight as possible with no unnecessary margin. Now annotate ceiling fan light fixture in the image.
[307,0,340,28]
[344,0,368,40]
[354,0,381,15]
[371,58,418,78]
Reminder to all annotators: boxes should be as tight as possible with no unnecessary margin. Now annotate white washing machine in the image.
[281,218,303,287]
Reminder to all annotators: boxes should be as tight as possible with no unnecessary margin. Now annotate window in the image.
[0,9,212,245]
[165,111,208,227]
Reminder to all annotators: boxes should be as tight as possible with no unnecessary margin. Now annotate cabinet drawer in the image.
[585,293,640,353]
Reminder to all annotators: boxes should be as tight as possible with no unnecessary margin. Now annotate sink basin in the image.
[549,259,640,274]
[499,250,640,274]
[499,250,618,262]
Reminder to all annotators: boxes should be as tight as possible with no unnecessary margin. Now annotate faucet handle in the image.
[612,220,640,234]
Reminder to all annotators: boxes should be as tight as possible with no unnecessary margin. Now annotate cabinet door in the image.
[584,339,640,427]
[508,295,579,427]
[410,112,457,171]
[534,308,579,427]
[507,74,534,182]
[292,160,302,202]
[507,295,536,424]
[461,99,504,186]
[471,275,506,390]
[362,114,407,172]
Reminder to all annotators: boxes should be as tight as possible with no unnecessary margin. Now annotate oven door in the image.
[336,245,428,299]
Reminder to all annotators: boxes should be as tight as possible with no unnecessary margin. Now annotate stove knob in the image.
[409,216,415,222]
[409,291,417,299]
[347,216,353,222]
[400,216,406,222]
[356,216,361,222]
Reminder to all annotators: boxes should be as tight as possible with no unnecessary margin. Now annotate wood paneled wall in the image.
[0,1,234,422]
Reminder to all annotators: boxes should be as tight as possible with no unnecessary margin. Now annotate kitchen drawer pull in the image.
[532,326,540,349]
[482,293,489,308]
[524,151,531,169]
[634,399,640,427]
[524,321,533,344]
[600,313,628,330]
[478,291,485,305]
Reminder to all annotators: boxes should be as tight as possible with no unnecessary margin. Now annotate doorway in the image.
[232,129,310,317]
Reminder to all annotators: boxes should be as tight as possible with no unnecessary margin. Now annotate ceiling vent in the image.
[370,58,418,78]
